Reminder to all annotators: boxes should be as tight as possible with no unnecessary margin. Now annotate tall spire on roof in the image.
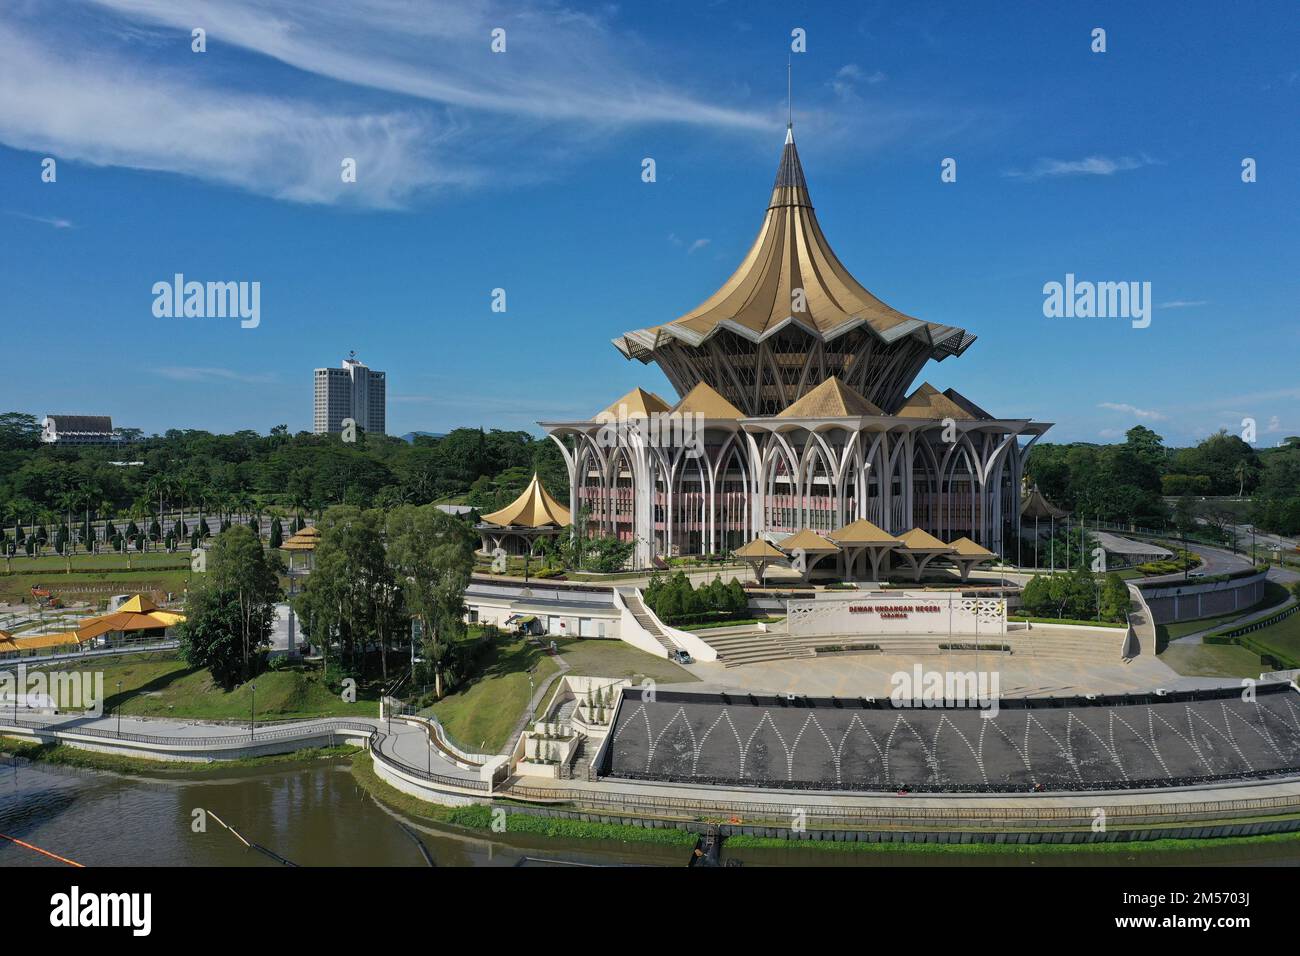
[787,54,793,132]
[770,127,810,209]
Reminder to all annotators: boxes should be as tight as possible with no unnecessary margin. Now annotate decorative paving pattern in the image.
[602,685,1300,793]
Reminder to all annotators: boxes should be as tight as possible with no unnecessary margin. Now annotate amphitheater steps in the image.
[696,631,817,667]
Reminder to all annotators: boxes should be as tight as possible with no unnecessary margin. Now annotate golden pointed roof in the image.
[776,376,883,418]
[595,387,672,420]
[947,536,995,558]
[895,528,953,552]
[479,473,572,529]
[779,529,841,553]
[613,130,971,355]
[733,537,786,559]
[893,382,977,420]
[116,594,159,613]
[829,518,898,545]
[671,382,745,419]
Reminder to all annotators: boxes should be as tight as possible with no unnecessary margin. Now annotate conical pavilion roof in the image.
[776,376,883,418]
[1021,485,1070,519]
[479,474,571,529]
[612,129,972,357]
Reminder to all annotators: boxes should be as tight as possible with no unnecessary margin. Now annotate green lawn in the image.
[1231,609,1300,669]
[1159,642,1264,679]
[32,651,379,720]
[1155,581,1292,644]
[422,636,559,752]
[0,569,193,606]
[551,637,699,684]
[2,551,190,573]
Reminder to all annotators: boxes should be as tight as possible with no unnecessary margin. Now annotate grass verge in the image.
[0,735,358,775]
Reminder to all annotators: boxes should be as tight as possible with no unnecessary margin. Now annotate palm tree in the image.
[56,490,80,573]
[1234,459,1250,499]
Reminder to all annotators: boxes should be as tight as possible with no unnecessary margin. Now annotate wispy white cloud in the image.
[829,63,886,99]
[0,1,769,208]
[5,211,75,229]
[80,0,767,128]
[1004,154,1161,180]
[1097,401,1167,421]
[156,366,278,384]
[1157,299,1206,309]
[668,233,711,254]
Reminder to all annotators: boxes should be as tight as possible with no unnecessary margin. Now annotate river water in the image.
[2,757,1298,867]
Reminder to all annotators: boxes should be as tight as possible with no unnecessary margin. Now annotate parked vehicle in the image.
[672,649,693,665]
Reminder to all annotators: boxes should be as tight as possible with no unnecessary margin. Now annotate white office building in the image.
[313,354,386,435]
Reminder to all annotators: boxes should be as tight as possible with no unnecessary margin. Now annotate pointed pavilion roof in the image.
[612,130,972,358]
[779,529,841,553]
[776,376,883,419]
[671,381,745,419]
[1021,485,1070,519]
[941,387,994,420]
[829,518,898,545]
[947,536,995,558]
[595,387,672,420]
[895,528,953,552]
[479,474,572,529]
[733,537,786,559]
[893,382,978,420]
[116,594,159,613]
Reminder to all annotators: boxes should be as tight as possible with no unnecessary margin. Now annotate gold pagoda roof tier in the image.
[611,129,975,417]
[776,376,883,419]
[479,474,572,529]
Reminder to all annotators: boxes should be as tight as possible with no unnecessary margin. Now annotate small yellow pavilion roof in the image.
[893,382,976,420]
[829,519,898,545]
[895,528,953,552]
[595,387,672,420]
[948,536,995,558]
[780,529,841,553]
[672,382,745,420]
[479,474,572,529]
[776,376,883,419]
[733,537,786,559]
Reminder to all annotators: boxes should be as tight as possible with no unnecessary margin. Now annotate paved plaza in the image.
[669,649,1203,699]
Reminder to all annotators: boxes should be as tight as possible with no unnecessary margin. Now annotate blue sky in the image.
[1,0,1296,445]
